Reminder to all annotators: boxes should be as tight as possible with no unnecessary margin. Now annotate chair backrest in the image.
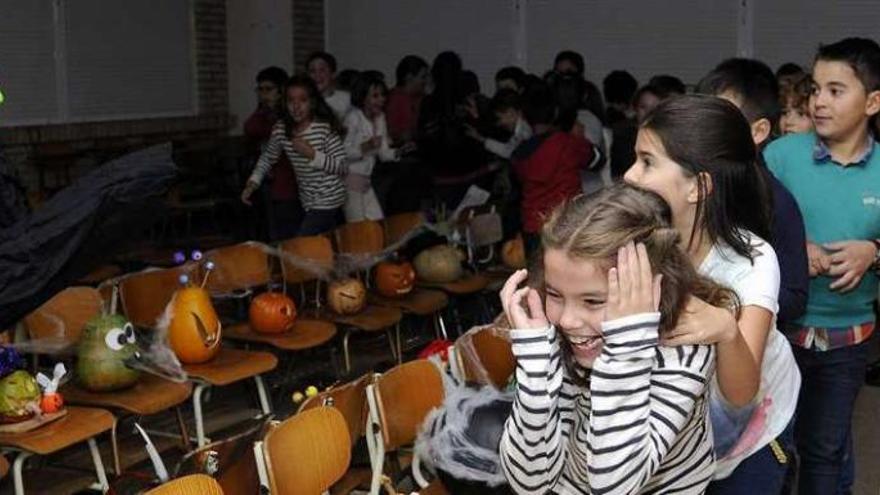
[279,235,334,285]
[119,264,197,329]
[382,212,424,247]
[298,374,372,446]
[263,406,350,495]
[456,325,516,389]
[23,286,103,343]
[334,220,384,255]
[204,242,272,294]
[145,474,224,495]
[372,359,444,450]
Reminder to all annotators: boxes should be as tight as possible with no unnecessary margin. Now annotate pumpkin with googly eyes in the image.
[76,314,141,392]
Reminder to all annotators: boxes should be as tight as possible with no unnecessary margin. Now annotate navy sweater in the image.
[766,170,809,326]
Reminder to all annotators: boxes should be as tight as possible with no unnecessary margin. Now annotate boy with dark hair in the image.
[466,89,532,160]
[243,66,302,240]
[388,55,428,144]
[553,50,585,77]
[764,37,880,495]
[696,57,809,494]
[495,66,527,93]
[307,51,351,119]
[602,69,638,124]
[511,81,593,256]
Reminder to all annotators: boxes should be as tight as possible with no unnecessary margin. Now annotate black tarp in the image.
[0,143,177,328]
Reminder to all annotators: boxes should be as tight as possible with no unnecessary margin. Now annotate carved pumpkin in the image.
[77,314,141,392]
[249,292,297,334]
[167,287,222,364]
[375,261,416,298]
[413,245,464,283]
[327,278,366,315]
[501,235,526,269]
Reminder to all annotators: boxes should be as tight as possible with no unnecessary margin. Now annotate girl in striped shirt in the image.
[241,75,347,236]
[499,184,738,494]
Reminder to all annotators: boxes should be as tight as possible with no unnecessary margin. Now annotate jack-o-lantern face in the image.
[250,292,297,334]
[327,278,366,315]
[375,261,416,298]
[501,235,526,269]
[167,287,222,364]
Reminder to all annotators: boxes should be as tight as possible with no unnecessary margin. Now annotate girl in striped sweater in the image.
[499,184,737,494]
[242,75,348,236]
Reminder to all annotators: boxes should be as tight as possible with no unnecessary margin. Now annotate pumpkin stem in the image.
[109,284,119,315]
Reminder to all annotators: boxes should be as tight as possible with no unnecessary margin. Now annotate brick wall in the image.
[292,0,325,72]
[1,0,231,195]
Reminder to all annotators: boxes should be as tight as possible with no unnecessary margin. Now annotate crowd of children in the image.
[240,38,880,494]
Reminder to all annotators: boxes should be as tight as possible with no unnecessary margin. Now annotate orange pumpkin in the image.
[501,235,526,269]
[249,292,297,334]
[375,261,416,298]
[168,287,222,364]
[327,278,366,315]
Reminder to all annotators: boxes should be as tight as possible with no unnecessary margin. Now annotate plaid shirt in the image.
[789,322,875,351]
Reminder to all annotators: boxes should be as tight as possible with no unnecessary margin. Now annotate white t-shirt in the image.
[698,230,801,478]
[324,89,352,121]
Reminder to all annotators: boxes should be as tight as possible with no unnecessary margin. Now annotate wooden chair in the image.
[118,265,278,447]
[366,360,446,495]
[0,406,115,495]
[382,212,425,247]
[336,220,449,359]
[257,407,351,495]
[449,323,515,389]
[174,416,271,495]
[280,235,402,373]
[205,242,337,354]
[298,374,374,495]
[22,286,193,474]
[145,473,224,495]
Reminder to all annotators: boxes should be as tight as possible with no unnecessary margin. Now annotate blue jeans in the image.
[706,417,795,495]
[296,208,340,236]
[792,340,869,495]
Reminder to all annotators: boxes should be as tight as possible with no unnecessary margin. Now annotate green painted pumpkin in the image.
[77,314,141,392]
[413,245,464,283]
[0,370,40,422]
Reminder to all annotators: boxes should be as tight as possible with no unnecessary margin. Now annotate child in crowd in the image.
[553,50,585,77]
[242,66,303,240]
[625,95,801,495]
[466,89,532,160]
[386,55,428,145]
[551,75,605,193]
[779,73,815,135]
[241,76,347,236]
[697,58,810,331]
[500,183,731,494]
[343,72,402,221]
[495,66,527,93]
[307,51,351,120]
[603,69,638,125]
[511,81,593,256]
[764,37,880,495]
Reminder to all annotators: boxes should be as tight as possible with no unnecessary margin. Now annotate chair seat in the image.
[184,347,278,386]
[368,289,448,316]
[330,466,372,495]
[418,479,449,495]
[61,373,192,415]
[0,406,115,455]
[324,305,403,332]
[418,272,491,295]
[225,319,338,351]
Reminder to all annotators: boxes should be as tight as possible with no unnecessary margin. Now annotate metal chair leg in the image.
[193,383,210,447]
[343,330,352,374]
[254,375,272,415]
[88,438,110,491]
[12,451,33,495]
[175,406,190,450]
[111,419,121,475]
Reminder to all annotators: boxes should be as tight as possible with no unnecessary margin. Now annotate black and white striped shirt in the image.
[248,121,347,210]
[500,313,716,494]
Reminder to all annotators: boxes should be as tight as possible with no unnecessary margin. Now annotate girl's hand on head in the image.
[500,269,549,330]
[291,137,316,159]
[661,296,737,346]
[605,242,662,321]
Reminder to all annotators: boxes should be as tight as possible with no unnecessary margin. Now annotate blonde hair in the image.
[540,184,738,381]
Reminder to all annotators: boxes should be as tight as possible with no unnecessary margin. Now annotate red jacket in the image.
[244,107,298,201]
[513,131,593,233]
